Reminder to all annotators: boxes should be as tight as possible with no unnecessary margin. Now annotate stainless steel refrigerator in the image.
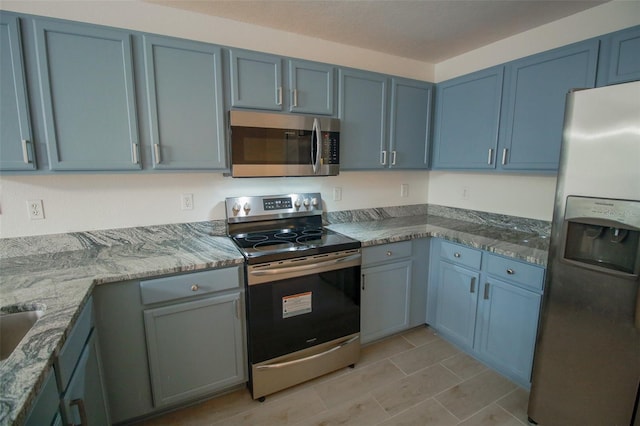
[528,81,640,425]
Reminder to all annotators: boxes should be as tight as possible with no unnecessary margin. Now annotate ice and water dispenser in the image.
[562,196,640,277]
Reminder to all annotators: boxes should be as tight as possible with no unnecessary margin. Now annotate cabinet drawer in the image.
[56,297,93,392]
[362,241,412,266]
[486,254,544,291]
[439,240,482,270]
[140,266,241,305]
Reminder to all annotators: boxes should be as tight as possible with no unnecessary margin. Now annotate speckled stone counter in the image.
[326,204,549,266]
[0,205,549,425]
[0,221,243,426]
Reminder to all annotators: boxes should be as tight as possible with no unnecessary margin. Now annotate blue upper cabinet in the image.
[432,66,504,170]
[288,59,335,115]
[229,50,283,111]
[597,25,640,86]
[389,78,432,169]
[499,40,598,171]
[338,68,388,169]
[0,14,36,171]
[143,35,226,170]
[33,19,140,171]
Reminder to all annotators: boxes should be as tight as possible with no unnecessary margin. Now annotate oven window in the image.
[232,127,313,165]
[247,266,360,363]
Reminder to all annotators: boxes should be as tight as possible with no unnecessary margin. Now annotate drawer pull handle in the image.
[386,251,392,256]
[470,277,476,293]
[506,268,515,275]
[191,284,199,291]
[454,252,461,258]
[361,274,365,290]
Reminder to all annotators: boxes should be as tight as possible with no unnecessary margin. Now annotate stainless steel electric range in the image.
[225,192,361,401]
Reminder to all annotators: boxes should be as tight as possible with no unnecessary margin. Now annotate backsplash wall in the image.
[0,171,430,238]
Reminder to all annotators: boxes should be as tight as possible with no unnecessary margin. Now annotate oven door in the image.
[246,250,361,364]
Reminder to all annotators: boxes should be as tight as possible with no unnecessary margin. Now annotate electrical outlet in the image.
[462,186,470,200]
[333,187,342,201]
[27,200,45,220]
[400,184,409,198]
[181,193,194,210]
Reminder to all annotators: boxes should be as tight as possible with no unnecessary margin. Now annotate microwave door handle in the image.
[312,118,321,174]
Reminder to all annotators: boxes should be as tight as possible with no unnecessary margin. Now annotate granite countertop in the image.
[327,214,549,266]
[0,205,550,425]
[0,222,244,426]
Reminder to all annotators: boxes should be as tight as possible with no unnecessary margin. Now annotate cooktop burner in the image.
[225,193,360,264]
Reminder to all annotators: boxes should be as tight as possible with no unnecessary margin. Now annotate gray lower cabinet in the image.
[33,18,140,171]
[144,292,245,407]
[361,241,416,344]
[54,297,110,425]
[0,14,36,171]
[24,369,62,426]
[94,266,246,423]
[428,239,544,387]
[143,35,226,170]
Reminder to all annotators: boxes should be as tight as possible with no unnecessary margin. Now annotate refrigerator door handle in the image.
[635,288,640,330]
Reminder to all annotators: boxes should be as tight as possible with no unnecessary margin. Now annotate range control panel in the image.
[225,192,323,223]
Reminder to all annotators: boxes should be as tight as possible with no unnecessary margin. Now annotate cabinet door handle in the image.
[70,398,88,426]
[386,251,392,256]
[132,143,139,164]
[484,283,490,300]
[292,88,298,107]
[502,148,508,165]
[506,268,515,275]
[454,252,461,258]
[153,143,162,164]
[391,151,397,166]
[381,150,387,165]
[361,274,365,290]
[470,277,476,293]
[21,139,31,164]
[487,148,494,165]
[235,299,241,319]
[190,284,199,291]
[276,86,283,105]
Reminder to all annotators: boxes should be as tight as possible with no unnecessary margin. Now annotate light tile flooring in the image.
[137,326,531,426]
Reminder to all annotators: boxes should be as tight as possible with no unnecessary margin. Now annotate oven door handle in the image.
[255,335,359,370]
[250,253,361,276]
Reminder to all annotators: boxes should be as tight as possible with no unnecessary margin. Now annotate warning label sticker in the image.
[282,292,312,318]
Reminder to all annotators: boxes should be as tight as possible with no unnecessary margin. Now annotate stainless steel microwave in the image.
[229,111,340,177]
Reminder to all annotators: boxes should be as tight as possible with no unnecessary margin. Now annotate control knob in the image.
[243,202,251,214]
[294,198,302,210]
[231,203,241,216]
[303,198,310,209]
[311,197,319,207]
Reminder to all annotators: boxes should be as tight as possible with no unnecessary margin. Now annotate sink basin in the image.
[0,309,44,361]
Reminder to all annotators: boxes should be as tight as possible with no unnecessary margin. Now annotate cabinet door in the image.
[229,50,282,111]
[434,261,480,350]
[288,59,335,115]
[61,330,110,426]
[476,278,541,385]
[339,68,388,169]
[432,66,503,170]
[25,369,61,426]
[597,25,640,86]
[361,260,411,344]
[0,14,36,170]
[499,40,598,171]
[389,78,432,169]
[144,292,245,407]
[33,19,140,170]
[143,36,226,170]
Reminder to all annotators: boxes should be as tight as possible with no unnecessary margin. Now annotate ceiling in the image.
[147,0,608,63]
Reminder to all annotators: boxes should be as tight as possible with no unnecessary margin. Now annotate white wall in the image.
[0,172,428,237]
[0,0,637,237]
